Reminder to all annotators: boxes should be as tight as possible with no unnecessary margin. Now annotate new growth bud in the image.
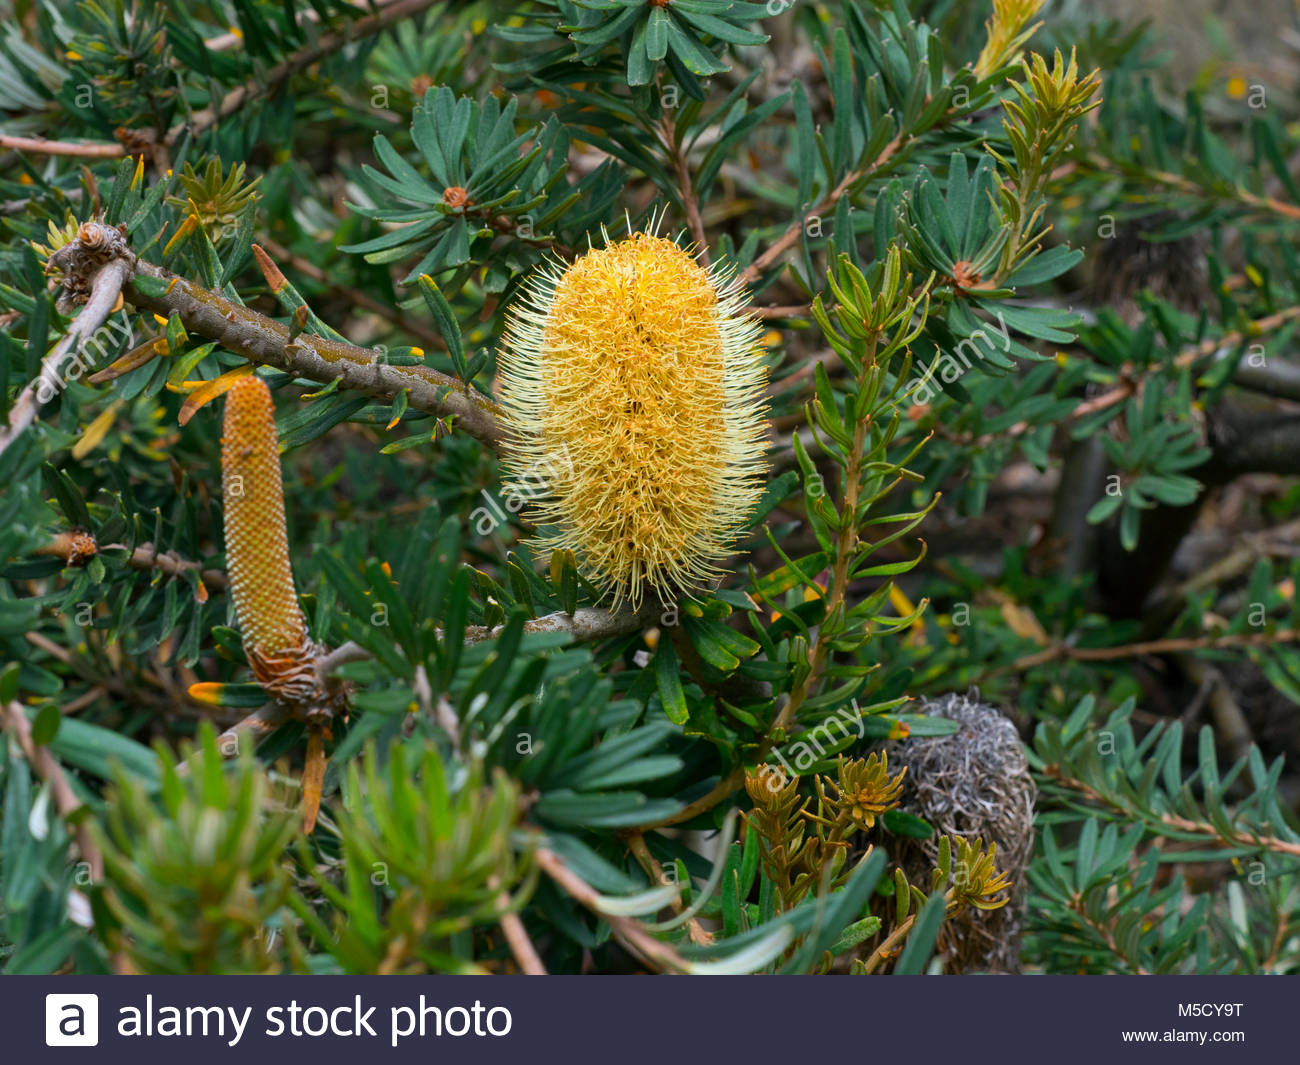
[221,375,315,701]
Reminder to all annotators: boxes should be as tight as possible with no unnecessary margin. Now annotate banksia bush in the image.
[3,0,1300,985]
[500,230,768,609]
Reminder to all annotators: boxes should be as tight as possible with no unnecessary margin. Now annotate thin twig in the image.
[24,632,220,722]
[741,133,908,284]
[1042,766,1300,859]
[1083,158,1300,224]
[2,699,104,882]
[859,913,915,975]
[166,0,441,146]
[987,626,1300,680]
[201,703,285,768]
[751,303,811,320]
[960,304,1300,449]
[625,831,714,946]
[0,1,431,162]
[662,111,710,268]
[119,542,228,590]
[493,879,547,975]
[535,847,691,973]
[316,641,373,677]
[0,134,126,158]
[39,533,228,591]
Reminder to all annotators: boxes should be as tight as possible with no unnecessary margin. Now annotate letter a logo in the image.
[45,994,99,1046]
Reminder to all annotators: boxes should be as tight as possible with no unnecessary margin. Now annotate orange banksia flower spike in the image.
[221,375,317,704]
[498,223,769,609]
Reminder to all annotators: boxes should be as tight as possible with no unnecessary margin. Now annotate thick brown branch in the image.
[122,260,503,448]
[256,238,448,352]
[462,602,657,644]
[39,532,228,591]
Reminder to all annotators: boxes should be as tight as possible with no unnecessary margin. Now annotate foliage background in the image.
[1,0,1299,974]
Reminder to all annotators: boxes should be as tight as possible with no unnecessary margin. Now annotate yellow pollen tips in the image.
[221,376,309,662]
[498,229,768,609]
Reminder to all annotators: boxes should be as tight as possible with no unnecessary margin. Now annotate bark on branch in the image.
[121,260,504,448]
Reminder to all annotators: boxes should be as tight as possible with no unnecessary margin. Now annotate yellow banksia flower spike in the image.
[221,375,316,701]
[498,225,769,610]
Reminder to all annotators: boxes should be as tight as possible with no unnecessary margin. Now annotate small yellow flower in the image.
[498,226,768,608]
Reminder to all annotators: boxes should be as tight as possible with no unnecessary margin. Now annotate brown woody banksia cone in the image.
[221,375,317,704]
[498,229,769,609]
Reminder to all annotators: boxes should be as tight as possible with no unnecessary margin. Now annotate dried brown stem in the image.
[989,627,1300,679]
[493,881,547,975]
[741,133,908,284]
[625,832,714,946]
[0,0,437,161]
[962,304,1300,449]
[201,704,284,769]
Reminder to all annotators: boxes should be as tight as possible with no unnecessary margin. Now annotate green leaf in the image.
[683,616,759,671]
[534,790,681,829]
[882,808,933,838]
[30,704,61,746]
[753,552,829,599]
[45,714,160,785]
[645,7,669,61]
[43,463,91,530]
[1006,244,1085,287]
[655,638,690,725]
[550,549,579,615]
[417,274,465,378]
[894,890,947,974]
[0,661,20,704]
